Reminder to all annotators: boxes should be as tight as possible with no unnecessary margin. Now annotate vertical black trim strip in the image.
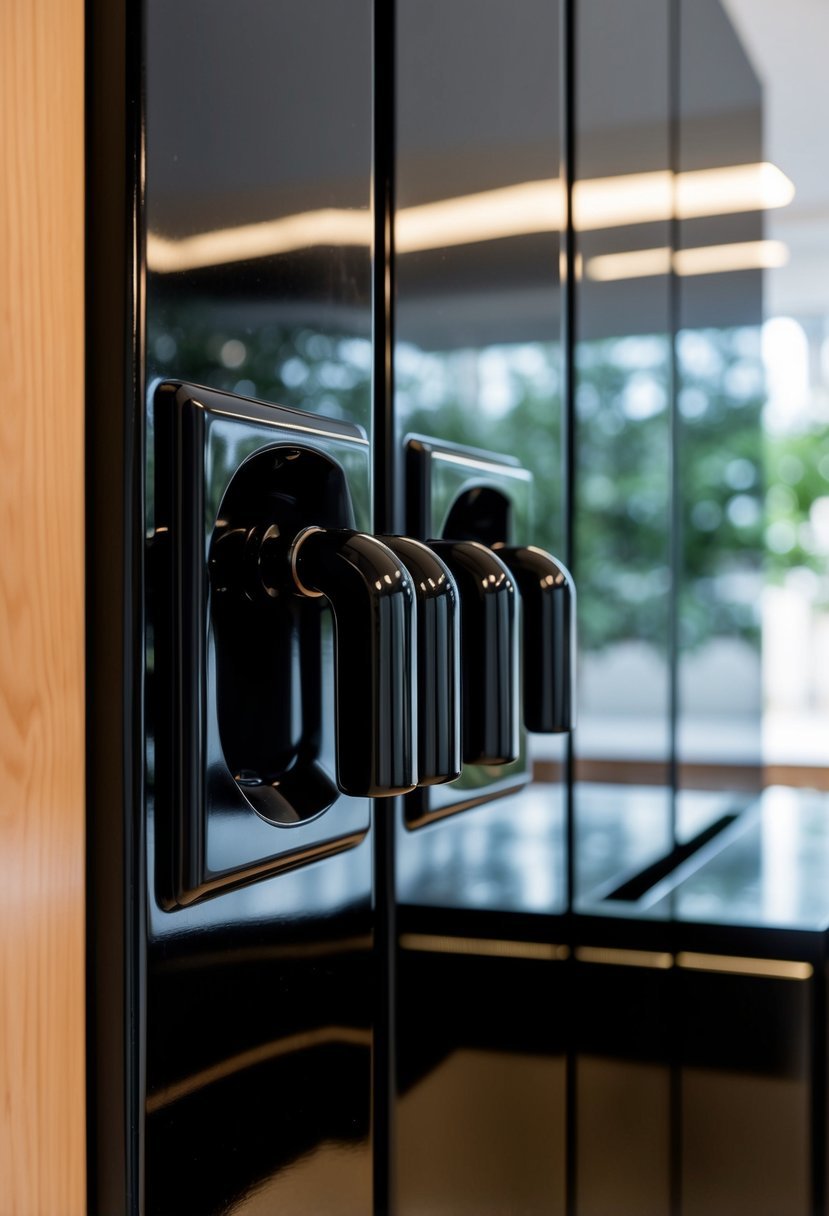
[668,4,683,1214]
[372,1,397,1213]
[562,0,577,924]
[811,964,827,1216]
[562,4,578,1214]
[668,0,681,869]
[374,0,397,538]
[86,0,145,1210]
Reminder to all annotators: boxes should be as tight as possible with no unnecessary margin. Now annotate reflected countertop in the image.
[640,786,829,933]
[398,782,829,938]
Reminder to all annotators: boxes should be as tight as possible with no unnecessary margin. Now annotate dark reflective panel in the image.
[573,0,673,904]
[648,788,829,931]
[676,0,764,835]
[669,11,807,1200]
[144,4,374,1212]
[395,0,566,907]
[144,853,374,1216]
[395,2,566,1213]
[571,3,674,1208]
[146,0,372,432]
[573,787,820,1216]
[571,937,811,1216]
[743,1,829,787]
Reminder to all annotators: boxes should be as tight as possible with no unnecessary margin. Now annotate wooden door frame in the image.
[1,0,86,1211]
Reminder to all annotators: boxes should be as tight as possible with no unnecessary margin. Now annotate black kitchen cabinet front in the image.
[86,2,826,1214]
[142,4,378,1213]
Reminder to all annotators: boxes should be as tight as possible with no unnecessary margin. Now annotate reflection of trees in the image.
[677,328,764,652]
[765,429,829,587]
[397,345,563,565]
[571,329,764,654]
[149,306,817,655]
[575,336,672,652]
[147,303,372,430]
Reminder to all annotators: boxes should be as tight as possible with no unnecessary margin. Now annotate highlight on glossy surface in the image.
[495,546,576,734]
[428,540,519,766]
[146,162,794,271]
[586,238,788,282]
[380,536,462,785]
[292,528,418,797]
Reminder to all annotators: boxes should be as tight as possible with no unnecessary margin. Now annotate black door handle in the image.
[289,527,417,797]
[494,546,576,734]
[428,540,519,766]
[380,537,461,786]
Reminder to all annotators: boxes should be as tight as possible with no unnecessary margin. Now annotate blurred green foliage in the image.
[149,306,825,655]
[765,428,829,583]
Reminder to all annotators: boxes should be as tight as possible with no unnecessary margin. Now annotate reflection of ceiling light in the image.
[676,163,794,219]
[587,239,789,281]
[147,209,372,273]
[147,162,795,273]
[396,181,565,252]
[576,162,793,230]
[586,246,672,280]
[675,239,789,276]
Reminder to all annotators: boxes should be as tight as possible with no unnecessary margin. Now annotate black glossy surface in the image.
[573,0,674,902]
[444,485,513,549]
[643,789,829,934]
[139,2,377,1209]
[210,449,351,822]
[404,436,533,824]
[145,0,373,433]
[496,545,576,734]
[86,0,144,1208]
[392,21,570,1208]
[147,379,376,1209]
[674,0,764,833]
[395,939,567,1214]
[436,474,577,738]
[95,0,813,1212]
[144,862,374,1216]
[293,527,417,797]
[429,540,519,767]
[380,536,462,786]
[397,786,823,1216]
[153,381,375,906]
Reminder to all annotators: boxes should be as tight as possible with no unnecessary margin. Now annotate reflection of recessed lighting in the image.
[675,163,794,219]
[586,239,789,282]
[675,239,789,276]
[147,162,795,273]
[396,181,565,252]
[577,162,794,229]
[147,209,372,273]
[586,246,672,281]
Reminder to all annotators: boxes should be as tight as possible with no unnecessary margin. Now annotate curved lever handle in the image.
[380,536,461,786]
[495,546,576,733]
[291,527,417,797]
[428,540,518,766]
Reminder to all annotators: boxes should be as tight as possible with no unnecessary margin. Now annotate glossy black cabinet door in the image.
[143,4,377,1213]
[88,3,820,1215]
[393,3,568,1213]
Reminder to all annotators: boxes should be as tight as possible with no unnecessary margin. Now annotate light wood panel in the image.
[0,0,86,1212]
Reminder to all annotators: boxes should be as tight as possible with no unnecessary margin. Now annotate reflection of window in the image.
[395,341,564,556]
[146,310,373,429]
[762,314,829,770]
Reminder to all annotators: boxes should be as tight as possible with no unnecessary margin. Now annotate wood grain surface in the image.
[0,0,86,1212]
